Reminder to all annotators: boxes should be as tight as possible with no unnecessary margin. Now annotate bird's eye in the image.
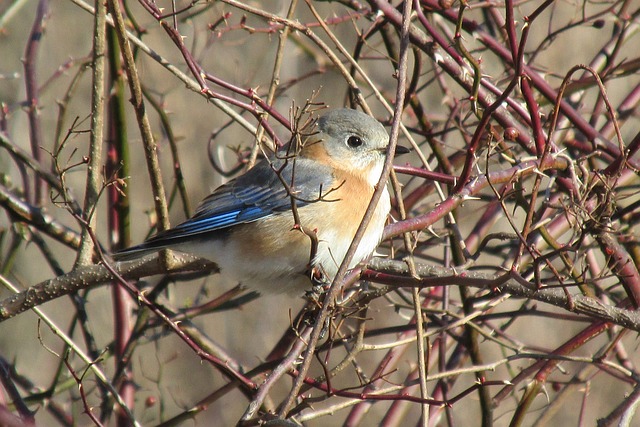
[347,135,363,148]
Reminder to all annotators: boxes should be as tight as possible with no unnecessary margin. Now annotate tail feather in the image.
[112,242,166,261]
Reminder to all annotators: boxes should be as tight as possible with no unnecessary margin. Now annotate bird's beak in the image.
[394,145,410,155]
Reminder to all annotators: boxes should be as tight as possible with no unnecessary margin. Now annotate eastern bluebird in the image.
[116,108,406,294]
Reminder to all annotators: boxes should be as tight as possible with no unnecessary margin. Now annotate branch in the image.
[366,258,640,332]
[0,254,217,321]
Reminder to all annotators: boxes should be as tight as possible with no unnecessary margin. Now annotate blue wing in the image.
[114,157,334,259]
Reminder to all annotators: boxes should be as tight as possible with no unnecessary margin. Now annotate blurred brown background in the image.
[1,1,639,426]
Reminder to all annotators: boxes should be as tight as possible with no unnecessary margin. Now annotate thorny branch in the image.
[1,1,639,426]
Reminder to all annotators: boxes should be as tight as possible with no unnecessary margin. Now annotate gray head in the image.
[300,109,391,184]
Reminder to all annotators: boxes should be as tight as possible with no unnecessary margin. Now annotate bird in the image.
[115,108,407,294]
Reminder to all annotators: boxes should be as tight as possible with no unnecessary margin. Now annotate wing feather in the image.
[114,157,334,259]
